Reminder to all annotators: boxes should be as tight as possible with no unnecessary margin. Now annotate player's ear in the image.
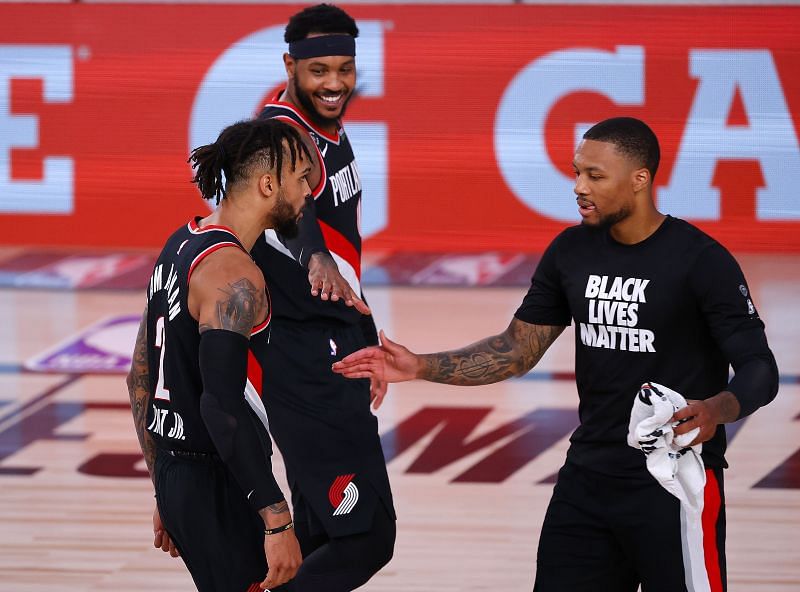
[283,53,296,79]
[632,167,650,193]
[259,173,276,198]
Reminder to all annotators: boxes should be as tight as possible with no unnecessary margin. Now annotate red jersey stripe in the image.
[264,91,341,144]
[318,220,360,280]
[247,350,263,398]
[702,468,724,592]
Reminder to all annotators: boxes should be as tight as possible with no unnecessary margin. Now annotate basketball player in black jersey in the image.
[126,118,313,591]
[244,5,396,591]
[334,118,779,591]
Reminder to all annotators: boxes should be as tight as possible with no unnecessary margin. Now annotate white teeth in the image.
[320,95,342,103]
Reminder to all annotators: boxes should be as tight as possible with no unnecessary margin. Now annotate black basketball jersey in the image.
[145,218,270,453]
[253,92,363,325]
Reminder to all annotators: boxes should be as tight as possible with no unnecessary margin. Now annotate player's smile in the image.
[315,90,349,115]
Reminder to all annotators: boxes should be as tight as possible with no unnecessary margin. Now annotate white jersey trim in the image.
[330,250,361,296]
[244,379,269,432]
[262,230,361,295]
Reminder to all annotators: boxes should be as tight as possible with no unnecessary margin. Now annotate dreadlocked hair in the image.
[189,118,313,205]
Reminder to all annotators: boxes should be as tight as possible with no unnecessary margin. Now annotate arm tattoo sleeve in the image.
[419,319,565,386]
[259,501,290,519]
[199,277,265,336]
[126,309,157,484]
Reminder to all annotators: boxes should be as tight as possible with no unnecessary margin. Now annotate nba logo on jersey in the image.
[328,474,359,516]
[329,338,338,356]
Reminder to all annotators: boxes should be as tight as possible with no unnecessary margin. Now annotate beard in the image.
[272,190,301,239]
[293,77,353,129]
[582,205,632,229]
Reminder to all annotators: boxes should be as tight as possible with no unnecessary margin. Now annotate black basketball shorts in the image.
[154,449,267,592]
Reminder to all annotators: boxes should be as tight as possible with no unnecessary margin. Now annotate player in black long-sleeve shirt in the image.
[334,117,779,592]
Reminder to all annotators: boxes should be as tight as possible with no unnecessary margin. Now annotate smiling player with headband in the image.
[247,4,397,591]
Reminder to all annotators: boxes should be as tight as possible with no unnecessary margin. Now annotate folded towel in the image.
[627,382,705,509]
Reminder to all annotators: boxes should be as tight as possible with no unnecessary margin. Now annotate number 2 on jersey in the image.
[154,316,170,401]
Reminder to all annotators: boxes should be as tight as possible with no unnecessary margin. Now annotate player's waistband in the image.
[161,448,219,461]
[270,316,359,333]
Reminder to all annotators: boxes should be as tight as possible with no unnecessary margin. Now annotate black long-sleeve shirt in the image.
[515,216,778,474]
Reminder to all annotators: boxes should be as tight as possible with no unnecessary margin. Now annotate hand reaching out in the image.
[333,331,421,384]
[369,376,388,410]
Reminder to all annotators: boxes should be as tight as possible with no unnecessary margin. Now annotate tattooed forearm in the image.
[712,390,742,423]
[419,319,565,386]
[260,501,290,516]
[258,500,291,526]
[199,278,265,336]
[126,308,157,483]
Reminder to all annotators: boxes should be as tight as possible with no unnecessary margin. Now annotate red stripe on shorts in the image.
[702,468,724,592]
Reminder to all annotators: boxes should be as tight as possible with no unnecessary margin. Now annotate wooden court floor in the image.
[0,253,797,591]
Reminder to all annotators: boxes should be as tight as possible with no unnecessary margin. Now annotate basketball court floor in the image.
[0,249,797,591]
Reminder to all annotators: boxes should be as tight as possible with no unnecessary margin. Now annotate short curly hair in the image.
[583,117,661,180]
[284,4,359,43]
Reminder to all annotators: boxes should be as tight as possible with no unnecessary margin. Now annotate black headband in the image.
[288,35,356,59]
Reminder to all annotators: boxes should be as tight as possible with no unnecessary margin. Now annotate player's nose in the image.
[573,173,591,197]
[323,73,346,92]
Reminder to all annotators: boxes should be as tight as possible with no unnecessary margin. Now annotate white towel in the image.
[628,382,711,592]
[627,382,705,510]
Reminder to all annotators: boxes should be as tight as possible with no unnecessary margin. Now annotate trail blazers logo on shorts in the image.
[328,473,359,516]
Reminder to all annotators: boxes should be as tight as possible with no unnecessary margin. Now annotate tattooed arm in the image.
[126,307,157,482]
[190,247,267,335]
[126,306,180,556]
[332,319,566,386]
[419,319,566,385]
[190,247,302,585]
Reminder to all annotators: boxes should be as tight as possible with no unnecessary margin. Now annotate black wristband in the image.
[264,521,294,536]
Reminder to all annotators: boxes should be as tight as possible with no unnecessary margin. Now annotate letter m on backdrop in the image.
[380,406,577,483]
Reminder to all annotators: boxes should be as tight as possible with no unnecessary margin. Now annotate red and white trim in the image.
[319,219,361,295]
[251,284,272,337]
[262,224,362,296]
[264,94,342,145]
[701,469,724,592]
[244,350,269,432]
[187,218,242,242]
[187,242,243,284]
[678,467,724,592]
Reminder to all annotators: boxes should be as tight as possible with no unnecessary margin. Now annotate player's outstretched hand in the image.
[261,527,302,590]
[370,376,388,410]
[153,505,180,558]
[308,252,370,315]
[333,330,420,384]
